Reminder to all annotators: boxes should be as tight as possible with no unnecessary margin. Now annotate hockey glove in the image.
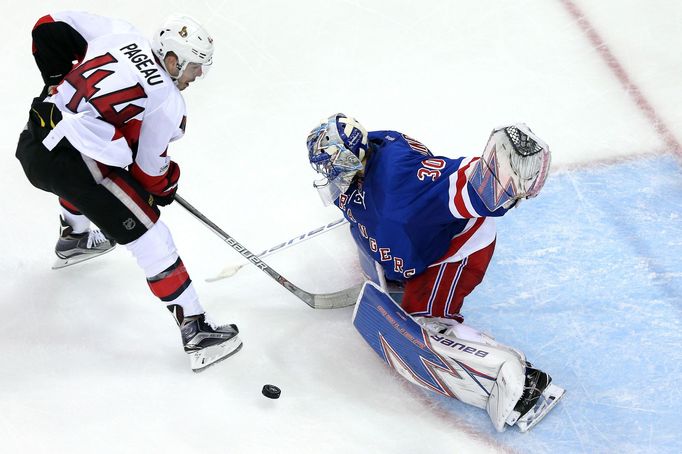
[151,161,180,206]
[29,100,62,130]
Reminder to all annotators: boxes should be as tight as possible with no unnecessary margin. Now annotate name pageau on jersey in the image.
[39,11,186,190]
[337,131,509,282]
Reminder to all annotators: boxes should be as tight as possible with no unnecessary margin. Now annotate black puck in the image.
[262,384,281,399]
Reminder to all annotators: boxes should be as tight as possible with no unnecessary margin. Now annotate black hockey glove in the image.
[32,19,87,86]
[29,100,62,130]
[152,161,180,206]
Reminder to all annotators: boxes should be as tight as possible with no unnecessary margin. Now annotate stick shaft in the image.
[207,218,349,282]
[175,194,359,309]
[258,218,348,259]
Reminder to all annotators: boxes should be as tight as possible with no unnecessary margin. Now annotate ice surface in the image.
[1,1,681,453]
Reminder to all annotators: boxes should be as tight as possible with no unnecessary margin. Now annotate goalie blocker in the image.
[352,282,564,432]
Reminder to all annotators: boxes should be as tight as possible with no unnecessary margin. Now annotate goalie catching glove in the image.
[469,123,551,211]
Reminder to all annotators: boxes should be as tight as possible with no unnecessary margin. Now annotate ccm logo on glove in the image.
[131,160,180,206]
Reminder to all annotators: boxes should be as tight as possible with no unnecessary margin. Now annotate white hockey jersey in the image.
[39,11,185,190]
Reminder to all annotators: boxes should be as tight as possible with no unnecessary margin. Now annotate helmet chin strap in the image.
[158,54,187,84]
[173,60,190,82]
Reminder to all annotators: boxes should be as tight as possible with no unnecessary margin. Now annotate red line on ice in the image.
[559,0,682,156]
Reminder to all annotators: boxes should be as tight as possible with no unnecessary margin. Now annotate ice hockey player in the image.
[306,113,564,431]
[15,11,241,372]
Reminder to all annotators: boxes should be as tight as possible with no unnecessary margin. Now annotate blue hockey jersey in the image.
[335,130,508,281]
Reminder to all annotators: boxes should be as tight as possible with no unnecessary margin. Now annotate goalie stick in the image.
[206,217,349,282]
[175,194,361,309]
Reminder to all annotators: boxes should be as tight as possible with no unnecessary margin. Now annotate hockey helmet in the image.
[307,113,369,205]
[152,15,214,81]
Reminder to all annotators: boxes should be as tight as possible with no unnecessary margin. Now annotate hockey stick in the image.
[175,194,361,309]
[205,217,349,282]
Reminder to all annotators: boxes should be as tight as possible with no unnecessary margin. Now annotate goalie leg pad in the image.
[352,282,527,413]
[416,317,526,364]
[486,359,526,432]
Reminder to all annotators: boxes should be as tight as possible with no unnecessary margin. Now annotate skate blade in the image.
[516,383,565,432]
[191,336,243,373]
[52,246,116,270]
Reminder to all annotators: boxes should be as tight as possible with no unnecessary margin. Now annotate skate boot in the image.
[53,216,116,269]
[169,305,243,372]
[506,365,565,432]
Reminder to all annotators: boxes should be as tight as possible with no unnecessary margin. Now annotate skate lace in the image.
[202,314,220,330]
[518,369,544,409]
[86,230,108,248]
[200,314,236,334]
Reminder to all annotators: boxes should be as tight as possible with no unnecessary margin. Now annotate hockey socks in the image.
[126,221,204,316]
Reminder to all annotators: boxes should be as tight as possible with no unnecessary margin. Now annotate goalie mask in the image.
[307,113,369,205]
[152,15,214,85]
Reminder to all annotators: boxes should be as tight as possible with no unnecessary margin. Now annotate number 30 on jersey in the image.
[417,158,446,181]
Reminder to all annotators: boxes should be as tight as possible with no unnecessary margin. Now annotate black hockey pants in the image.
[15,99,160,245]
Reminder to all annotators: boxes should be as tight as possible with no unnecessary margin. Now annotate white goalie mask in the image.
[152,15,214,83]
[307,113,369,205]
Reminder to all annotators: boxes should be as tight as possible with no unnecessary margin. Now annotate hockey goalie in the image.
[306,114,563,432]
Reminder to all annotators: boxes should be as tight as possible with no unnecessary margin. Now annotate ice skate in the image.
[506,366,565,432]
[170,305,243,372]
[53,216,116,269]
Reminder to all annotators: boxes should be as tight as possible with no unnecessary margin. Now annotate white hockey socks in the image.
[60,206,91,234]
[126,221,204,316]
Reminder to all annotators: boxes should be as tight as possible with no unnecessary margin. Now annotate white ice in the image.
[1,1,681,453]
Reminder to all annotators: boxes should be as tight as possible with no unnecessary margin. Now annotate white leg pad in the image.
[427,332,527,413]
[417,317,526,363]
[486,359,526,432]
[354,283,529,429]
[417,316,528,430]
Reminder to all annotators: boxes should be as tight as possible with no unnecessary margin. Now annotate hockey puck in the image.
[262,384,281,399]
